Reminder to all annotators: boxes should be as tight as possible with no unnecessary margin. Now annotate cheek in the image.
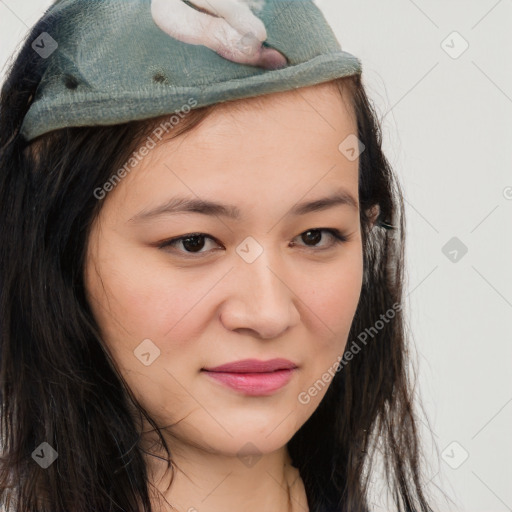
[298,252,364,340]
[84,249,207,420]
[291,251,363,397]
[84,244,232,418]
[86,245,207,345]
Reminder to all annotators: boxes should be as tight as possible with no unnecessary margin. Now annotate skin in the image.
[85,81,371,512]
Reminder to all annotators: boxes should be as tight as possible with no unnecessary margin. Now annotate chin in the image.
[204,432,291,460]
[186,409,303,456]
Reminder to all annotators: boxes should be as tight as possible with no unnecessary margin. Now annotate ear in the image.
[365,204,380,228]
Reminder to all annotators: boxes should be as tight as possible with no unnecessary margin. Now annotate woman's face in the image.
[85,82,364,460]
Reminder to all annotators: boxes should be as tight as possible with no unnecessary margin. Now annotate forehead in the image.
[151,82,357,163]
[104,82,360,219]
[194,81,355,135]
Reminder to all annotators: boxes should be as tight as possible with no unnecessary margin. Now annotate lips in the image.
[202,358,298,373]
[201,358,298,396]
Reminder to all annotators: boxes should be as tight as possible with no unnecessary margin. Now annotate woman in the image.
[0,0,437,511]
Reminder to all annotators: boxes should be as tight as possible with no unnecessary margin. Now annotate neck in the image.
[143,435,309,512]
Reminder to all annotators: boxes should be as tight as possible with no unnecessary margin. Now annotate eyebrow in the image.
[128,187,359,223]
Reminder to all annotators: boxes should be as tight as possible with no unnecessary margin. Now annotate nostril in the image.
[63,74,79,89]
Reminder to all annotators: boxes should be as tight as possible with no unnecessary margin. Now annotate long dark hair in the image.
[0,6,438,512]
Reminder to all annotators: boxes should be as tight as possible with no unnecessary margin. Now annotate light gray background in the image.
[1,1,511,511]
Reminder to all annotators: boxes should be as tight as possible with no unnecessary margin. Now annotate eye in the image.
[291,228,348,250]
[159,233,221,255]
[158,228,349,257]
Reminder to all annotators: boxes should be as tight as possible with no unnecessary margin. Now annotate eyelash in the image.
[158,228,349,258]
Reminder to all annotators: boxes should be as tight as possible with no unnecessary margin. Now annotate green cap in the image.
[20,0,362,142]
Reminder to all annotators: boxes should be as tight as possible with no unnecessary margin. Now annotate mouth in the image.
[201,359,298,396]
[202,368,297,396]
[202,358,298,373]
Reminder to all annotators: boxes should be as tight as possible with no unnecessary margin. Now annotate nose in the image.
[219,249,301,339]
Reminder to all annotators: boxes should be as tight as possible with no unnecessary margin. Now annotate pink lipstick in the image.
[202,358,297,396]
